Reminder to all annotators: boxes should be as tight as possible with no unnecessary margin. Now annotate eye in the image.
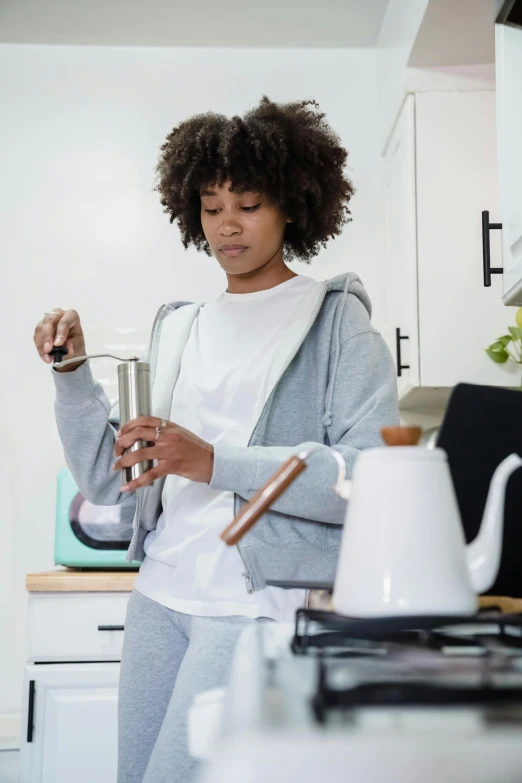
[203,204,260,215]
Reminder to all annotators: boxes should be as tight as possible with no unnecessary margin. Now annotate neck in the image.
[225,249,297,294]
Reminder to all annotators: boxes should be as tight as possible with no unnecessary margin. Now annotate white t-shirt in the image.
[134,274,322,620]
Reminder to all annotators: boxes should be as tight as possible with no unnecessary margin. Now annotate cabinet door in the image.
[21,663,120,783]
[496,22,522,305]
[415,91,518,388]
[383,95,420,398]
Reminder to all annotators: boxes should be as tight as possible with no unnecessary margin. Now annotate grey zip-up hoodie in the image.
[53,272,399,592]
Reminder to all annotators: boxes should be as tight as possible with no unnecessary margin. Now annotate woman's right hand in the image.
[34,308,87,373]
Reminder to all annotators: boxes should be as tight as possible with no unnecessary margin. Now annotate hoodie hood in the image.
[325,272,372,318]
[320,272,373,428]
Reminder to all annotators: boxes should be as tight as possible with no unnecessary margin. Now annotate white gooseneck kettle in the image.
[221,427,522,617]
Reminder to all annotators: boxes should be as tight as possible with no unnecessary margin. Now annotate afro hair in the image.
[155,96,355,263]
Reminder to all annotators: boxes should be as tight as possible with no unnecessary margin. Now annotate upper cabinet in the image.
[383,90,520,408]
[495,19,522,305]
[383,96,419,401]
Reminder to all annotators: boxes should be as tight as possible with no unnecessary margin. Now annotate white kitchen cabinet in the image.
[383,95,419,399]
[21,663,120,783]
[495,21,522,305]
[20,583,132,783]
[383,90,520,407]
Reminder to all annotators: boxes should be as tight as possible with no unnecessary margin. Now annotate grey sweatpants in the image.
[118,589,268,783]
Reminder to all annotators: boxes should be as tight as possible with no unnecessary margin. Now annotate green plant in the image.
[485,307,522,386]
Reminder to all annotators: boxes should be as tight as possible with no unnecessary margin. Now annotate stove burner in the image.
[292,609,522,724]
[292,608,522,656]
[312,663,522,723]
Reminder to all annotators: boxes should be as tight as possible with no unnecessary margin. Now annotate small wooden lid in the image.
[381,426,422,447]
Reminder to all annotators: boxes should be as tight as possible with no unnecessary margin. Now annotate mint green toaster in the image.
[54,469,140,569]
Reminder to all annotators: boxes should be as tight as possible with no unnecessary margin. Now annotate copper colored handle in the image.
[221,456,307,546]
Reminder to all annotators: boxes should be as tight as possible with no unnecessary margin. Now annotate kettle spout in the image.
[467,453,522,594]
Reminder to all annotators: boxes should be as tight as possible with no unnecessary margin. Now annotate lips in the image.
[220,245,248,257]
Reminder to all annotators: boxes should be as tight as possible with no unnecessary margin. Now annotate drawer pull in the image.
[27,680,35,743]
[97,625,125,632]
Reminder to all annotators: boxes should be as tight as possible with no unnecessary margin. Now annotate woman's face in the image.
[200,179,291,276]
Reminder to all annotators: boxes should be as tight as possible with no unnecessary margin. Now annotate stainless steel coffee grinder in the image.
[49,346,153,484]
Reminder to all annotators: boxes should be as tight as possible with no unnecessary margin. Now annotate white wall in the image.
[376,0,429,150]
[0,43,382,726]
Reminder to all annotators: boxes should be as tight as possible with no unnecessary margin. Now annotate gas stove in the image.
[201,608,522,783]
[293,608,522,724]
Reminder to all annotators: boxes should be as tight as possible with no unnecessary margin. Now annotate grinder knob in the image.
[49,346,69,364]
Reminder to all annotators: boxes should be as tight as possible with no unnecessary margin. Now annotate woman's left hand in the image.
[113,417,214,491]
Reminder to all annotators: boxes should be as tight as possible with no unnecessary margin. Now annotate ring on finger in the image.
[44,310,61,317]
[155,418,168,441]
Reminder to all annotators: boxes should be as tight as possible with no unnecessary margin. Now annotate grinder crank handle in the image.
[220,456,307,546]
[48,346,69,363]
[48,346,138,367]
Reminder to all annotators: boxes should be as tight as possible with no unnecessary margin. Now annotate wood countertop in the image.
[25,571,522,613]
[26,569,137,592]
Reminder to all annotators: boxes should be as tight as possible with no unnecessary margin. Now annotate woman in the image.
[34,96,399,782]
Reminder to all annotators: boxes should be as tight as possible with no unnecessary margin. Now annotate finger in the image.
[114,427,157,457]
[38,310,64,355]
[121,465,163,493]
[34,330,55,363]
[54,310,80,347]
[113,446,159,470]
[118,416,163,437]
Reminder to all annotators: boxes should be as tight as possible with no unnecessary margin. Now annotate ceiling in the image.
[0,0,390,48]
[408,0,496,66]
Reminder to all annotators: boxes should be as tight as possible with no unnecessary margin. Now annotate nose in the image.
[219,210,242,237]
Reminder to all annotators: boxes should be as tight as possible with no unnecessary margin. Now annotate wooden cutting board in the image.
[26,569,137,592]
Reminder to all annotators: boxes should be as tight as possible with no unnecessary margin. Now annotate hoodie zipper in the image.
[241,570,254,594]
[235,283,330,592]
[130,279,339,570]
[127,303,166,562]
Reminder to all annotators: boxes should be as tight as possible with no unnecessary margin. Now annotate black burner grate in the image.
[292,608,522,656]
[292,609,522,723]
[311,660,522,723]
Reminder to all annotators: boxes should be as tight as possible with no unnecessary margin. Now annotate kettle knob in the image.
[381,426,422,447]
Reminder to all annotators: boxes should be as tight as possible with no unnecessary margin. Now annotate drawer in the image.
[26,592,131,662]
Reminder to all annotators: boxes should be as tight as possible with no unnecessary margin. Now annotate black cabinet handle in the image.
[97,625,125,632]
[482,210,503,287]
[396,328,410,378]
[27,680,35,743]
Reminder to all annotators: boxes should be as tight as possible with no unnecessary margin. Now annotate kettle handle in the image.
[220,456,307,545]
[220,446,350,546]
